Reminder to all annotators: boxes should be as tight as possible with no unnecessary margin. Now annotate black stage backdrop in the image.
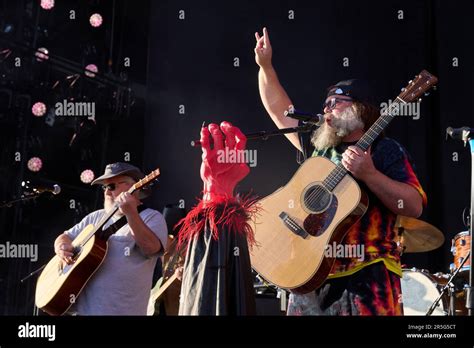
[0,0,473,317]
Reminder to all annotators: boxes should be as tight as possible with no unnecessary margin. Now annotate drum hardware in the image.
[445,126,473,316]
[426,250,470,316]
[394,216,444,254]
[452,231,472,275]
[253,273,276,294]
[395,226,406,256]
[401,269,447,315]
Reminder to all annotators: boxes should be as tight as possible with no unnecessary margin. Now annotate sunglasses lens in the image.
[324,97,352,110]
[102,184,116,191]
[324,98,336,110]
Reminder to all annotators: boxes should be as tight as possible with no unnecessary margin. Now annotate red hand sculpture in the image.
[200,121,250,203]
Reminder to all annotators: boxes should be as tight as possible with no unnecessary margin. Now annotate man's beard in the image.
[311,105,364,151]
[104,196,123,217]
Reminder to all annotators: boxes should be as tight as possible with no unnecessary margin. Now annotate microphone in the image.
[189,109,323,147]
[446,126,473,142]
[21,181,61,195]
[284,106,325,126]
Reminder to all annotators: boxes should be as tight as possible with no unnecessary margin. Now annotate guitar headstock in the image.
[398,70,438,103]
[130,168,160,193]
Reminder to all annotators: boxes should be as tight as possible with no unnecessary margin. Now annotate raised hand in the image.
[254,27,272,68]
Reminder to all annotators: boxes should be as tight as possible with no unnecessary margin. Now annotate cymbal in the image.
[394,216,444,253]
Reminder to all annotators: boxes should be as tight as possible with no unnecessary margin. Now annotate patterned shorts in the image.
[287,261,403,316]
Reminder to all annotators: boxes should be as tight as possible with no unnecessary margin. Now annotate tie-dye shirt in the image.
[311,137,427,277]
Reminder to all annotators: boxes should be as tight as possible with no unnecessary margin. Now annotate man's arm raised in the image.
[255,27,301,151]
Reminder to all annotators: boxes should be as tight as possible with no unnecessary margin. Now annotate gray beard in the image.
[104,197,123,217]
[311,106,364,151]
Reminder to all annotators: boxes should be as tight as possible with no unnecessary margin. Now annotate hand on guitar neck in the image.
[341,146,376,182]
[174,266,184,281]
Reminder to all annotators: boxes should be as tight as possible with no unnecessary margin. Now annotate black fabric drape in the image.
[178,221,256,315]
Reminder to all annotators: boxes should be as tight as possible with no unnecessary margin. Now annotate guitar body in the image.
[147,235,183,315]
[250,156,368,294]
[35,224,108,316]
[147,273,181,315]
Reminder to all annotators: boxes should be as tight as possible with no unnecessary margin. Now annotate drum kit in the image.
[395,215,471,316]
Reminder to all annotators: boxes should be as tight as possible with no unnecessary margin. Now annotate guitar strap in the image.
[96,205,148,241]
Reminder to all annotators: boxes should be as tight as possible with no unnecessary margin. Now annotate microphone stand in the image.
[191,123,318,147]
[426,251,470,315]
[2,191,54,315]
[243,123,317,141]
[20,263,47,316]
[467,136,474,315]
[0,192,43,208]
[446,126,473,316]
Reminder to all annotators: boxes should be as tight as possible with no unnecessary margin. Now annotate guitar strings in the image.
[302,101,400,209]
[300,86,428,209]
[304,117,388,207]
[78,173,158,246]
[79,185,137,248]
[304,107,398,207]
[304,119,388,206]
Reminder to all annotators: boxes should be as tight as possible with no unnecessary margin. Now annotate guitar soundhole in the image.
[302,184,332,213]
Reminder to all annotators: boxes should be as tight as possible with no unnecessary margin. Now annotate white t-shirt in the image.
[64,208,168,315]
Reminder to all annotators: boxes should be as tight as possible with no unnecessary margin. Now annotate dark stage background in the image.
[0,0,473,315]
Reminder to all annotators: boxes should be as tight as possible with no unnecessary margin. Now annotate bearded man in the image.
[254,28,427,315]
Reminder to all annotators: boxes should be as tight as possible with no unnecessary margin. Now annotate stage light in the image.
[35,47,49,62]
[85,64,98,78]
[27,157,43,172]
[32,102,47,117]
[89,14,103,28]
[3,24,14,34]
[80,169,95,184]
[40,0,55,10]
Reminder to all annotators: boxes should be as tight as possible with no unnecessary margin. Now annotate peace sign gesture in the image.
[254,27,273,68]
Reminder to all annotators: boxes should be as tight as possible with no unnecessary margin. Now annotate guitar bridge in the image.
[279,212,308,239]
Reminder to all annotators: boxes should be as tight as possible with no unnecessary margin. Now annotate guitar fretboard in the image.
[322,97,406,191]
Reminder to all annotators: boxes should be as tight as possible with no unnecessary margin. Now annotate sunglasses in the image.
[323,97,353,110]
[101,181,130,192]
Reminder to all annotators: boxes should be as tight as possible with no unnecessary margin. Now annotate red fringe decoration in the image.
[176,194,260,249]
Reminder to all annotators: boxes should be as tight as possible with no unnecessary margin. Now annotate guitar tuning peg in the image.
[408,80,413,84]
[401,87,406,92]
[418,98,422,103]
[424,92,430,96]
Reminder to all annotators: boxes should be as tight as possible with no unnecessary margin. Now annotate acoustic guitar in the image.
[147,235,184,315]
[35,168,160,315]
[250,71,438,294]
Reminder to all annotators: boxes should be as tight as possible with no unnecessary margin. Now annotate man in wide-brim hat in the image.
[53,162,168,315]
